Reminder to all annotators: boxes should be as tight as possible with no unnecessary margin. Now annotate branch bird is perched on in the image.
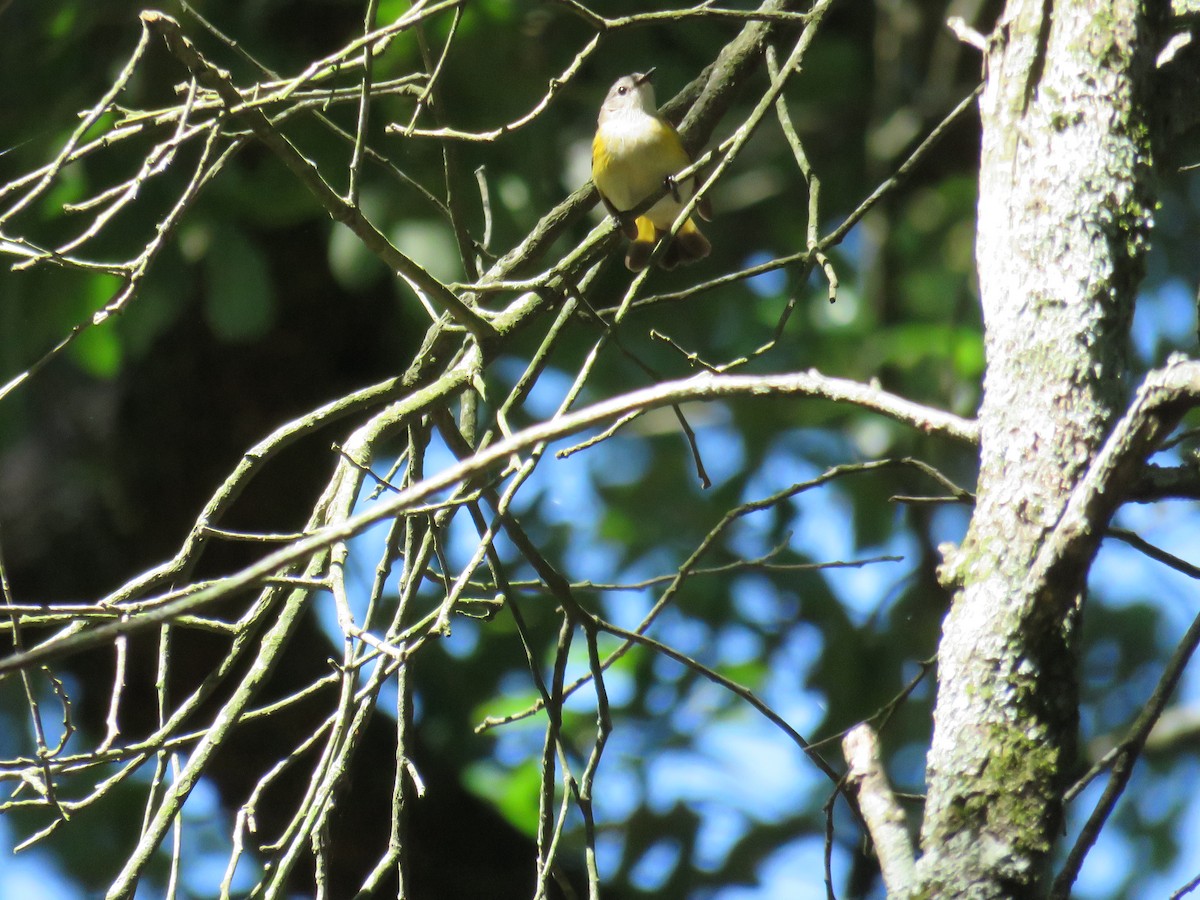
[592,70,712,272]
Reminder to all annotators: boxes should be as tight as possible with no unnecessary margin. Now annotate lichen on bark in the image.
[916,1,1160,897]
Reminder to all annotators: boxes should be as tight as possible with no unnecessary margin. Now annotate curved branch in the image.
[0,367,973,678]
[1028,357,1200,598]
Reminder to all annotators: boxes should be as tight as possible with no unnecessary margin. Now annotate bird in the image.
[591,70,711,272]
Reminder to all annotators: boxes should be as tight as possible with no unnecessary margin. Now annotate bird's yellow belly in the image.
[594,121,694,229]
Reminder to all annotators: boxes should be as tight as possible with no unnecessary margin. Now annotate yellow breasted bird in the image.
[592,70,712,272]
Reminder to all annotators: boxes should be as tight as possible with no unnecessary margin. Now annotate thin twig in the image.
[1051,604,1200,898]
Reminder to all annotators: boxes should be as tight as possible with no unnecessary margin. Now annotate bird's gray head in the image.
[598,70,657,123]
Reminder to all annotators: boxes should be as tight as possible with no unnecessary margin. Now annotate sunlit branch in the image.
[0,367,976,679]
[1022,358,1200,598]
[478,458,949,733]
[624,81,984,314]
[141,11,495,343]
[390,35,600,142]
[551,0,813,29]
[842,724,917,898]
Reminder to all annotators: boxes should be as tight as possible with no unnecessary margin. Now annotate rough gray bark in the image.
[917,1,1157,897]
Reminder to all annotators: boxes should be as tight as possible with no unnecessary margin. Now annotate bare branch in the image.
[1130,461,1200,502]
[843,724,916,898]
[0,365,975,677]
[141,10,496,344]
[1027,358,1200,599]
[1106,527,1200,580]
[1052,603,1200,898]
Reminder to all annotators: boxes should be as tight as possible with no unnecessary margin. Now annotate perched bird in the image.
[592,70,711,272]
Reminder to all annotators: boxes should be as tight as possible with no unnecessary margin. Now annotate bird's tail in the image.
[625,216,710,272]
[661,219,711,270]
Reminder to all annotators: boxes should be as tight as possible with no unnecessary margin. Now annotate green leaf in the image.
[463,759,543,836]
[70,318,122,378]
[67,273,124,378]
[116,252,187,360]
[390,220,462,283]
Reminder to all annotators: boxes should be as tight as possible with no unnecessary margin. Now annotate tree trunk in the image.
[918,1,1157,896]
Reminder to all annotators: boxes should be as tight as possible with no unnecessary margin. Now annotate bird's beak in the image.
[635,68,656,85]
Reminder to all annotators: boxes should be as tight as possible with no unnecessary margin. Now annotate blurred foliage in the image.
[2,1,1199,898]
